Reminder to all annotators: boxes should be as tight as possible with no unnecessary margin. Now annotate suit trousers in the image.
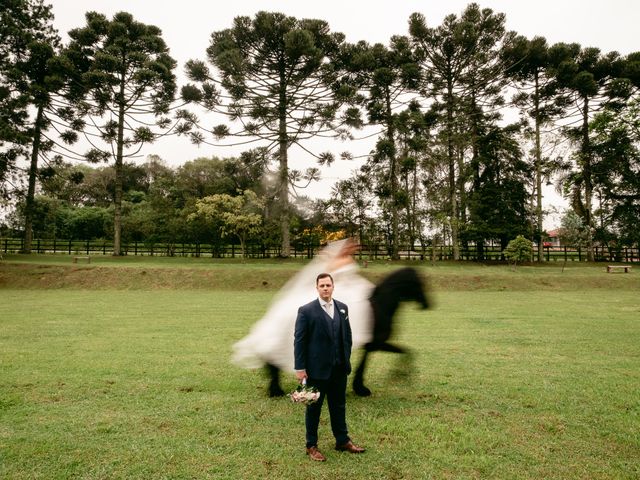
[305,365,350,448]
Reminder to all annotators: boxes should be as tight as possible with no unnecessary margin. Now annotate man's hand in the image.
[295,370,307,382]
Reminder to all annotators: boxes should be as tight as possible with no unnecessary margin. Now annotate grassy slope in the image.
[1,253,638,291]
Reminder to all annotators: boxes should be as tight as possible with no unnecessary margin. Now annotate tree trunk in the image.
[446,81,460,260]
[581,96,594,262]
[534,72,544,262]
[469,95,480,260]
[411,157,419,249]
[386,90,399,260]
[113,76,126,256]
[404,167,413,247]
[277,73,290,258]
[456,144,468,254]
[23,105,45,254]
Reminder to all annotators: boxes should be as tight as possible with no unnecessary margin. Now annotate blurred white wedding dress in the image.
[232,239,374,372]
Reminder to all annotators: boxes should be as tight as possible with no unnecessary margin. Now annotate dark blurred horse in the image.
[352,266,429,396]
[267,267,429,397]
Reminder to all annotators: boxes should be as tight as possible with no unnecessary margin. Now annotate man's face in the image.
[316,276,334,302]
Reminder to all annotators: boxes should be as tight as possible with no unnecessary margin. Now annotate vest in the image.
[327,305,345,366]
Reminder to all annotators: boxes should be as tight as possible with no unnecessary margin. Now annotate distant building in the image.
[544,228,562,247]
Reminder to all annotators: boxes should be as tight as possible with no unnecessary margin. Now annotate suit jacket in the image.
[294,298,353,380]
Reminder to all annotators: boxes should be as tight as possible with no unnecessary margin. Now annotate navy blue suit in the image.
[294,298,353,448]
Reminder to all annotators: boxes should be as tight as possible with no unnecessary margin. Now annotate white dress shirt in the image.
[320,298,334,318]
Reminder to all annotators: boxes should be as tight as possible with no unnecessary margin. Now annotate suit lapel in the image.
[333,302,343,343]
[334,301,344,323]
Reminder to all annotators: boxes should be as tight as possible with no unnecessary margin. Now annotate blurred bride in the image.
[232,238,374,376]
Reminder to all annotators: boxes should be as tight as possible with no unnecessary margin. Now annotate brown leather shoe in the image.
[335,440,365,453]
[306,446,327,462]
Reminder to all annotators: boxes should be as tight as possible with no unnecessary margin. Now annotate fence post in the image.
[86,239,90,255]
[578,247,582,262]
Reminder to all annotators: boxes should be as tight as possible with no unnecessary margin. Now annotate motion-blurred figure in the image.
[232,238,430,397]
[232,238,374,396]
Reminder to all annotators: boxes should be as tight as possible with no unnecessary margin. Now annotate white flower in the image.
[289,384,320,405]
[340,309,346,314]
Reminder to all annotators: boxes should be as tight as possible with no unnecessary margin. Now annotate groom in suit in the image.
[294,272,365,462]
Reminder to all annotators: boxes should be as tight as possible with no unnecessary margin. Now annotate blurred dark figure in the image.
[352,267,430,396]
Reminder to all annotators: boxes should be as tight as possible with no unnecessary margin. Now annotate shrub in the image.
[503,235,533,267]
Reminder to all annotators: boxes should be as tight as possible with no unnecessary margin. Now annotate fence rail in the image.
[1,238,638,263]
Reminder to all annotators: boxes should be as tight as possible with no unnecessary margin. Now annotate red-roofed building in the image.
[544,228,562,247]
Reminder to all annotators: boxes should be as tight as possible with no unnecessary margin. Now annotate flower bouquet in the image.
[289,379,320,405]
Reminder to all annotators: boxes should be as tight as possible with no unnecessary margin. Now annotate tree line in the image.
[2,1,639,259]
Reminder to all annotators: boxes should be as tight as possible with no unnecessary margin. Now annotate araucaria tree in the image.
[0,0,66,252]
[409,3,509,260]
[552,43,627,261]
[182,11,354,258]
[338,37,421,259]
[1,0,56,187]
[590,87,640,247]
[67,11,177,255]
[502,36,568,261]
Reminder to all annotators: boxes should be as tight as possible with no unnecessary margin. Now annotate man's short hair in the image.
[316,273,334,285]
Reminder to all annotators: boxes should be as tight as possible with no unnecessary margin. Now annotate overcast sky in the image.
[46,1,640,224]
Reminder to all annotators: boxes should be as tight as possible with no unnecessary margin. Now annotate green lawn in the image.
[0,261,639,479]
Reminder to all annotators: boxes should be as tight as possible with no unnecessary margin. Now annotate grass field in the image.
[1,256,639,479]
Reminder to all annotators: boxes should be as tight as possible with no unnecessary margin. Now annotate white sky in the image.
[47,0,640,226]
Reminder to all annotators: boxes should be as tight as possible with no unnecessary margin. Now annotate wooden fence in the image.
[1,238,638,263]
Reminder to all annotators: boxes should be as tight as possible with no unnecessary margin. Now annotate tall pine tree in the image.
[182,12,356,257]
[67,11,177,255]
